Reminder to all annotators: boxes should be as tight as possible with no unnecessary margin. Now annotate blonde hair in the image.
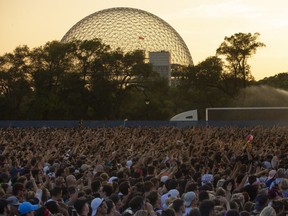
[166,197,177,208]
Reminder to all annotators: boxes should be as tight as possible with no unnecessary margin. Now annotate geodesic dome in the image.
[61,7,193,66]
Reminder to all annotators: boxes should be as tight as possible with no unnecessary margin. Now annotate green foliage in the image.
[0,46,33,119]
[257,73,288,90]
[1,33,286,121]
[0,38,156,120]
[171,56,231,118]
[216,32,265,87]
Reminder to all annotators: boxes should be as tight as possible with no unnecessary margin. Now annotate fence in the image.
[0,120,288,128]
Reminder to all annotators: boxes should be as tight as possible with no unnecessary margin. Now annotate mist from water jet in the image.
[230,85,288,107]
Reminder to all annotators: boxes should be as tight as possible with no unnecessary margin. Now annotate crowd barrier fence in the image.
[0,120,288,128]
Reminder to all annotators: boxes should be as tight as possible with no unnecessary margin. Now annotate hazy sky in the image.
[1,0,287,80]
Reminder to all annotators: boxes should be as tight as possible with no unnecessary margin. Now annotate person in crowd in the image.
[18,201,39,216]
[172,198,185,216]
[7,196,21,216]
[73,199,90,216]
[0,199,9,216]
[199,200,215,216]
[183,191,197,216]
[91,197,107,216]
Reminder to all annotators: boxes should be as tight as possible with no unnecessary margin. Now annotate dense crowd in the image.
[0,125,288,216]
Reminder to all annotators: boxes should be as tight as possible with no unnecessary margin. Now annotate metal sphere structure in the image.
[61,7,193,66]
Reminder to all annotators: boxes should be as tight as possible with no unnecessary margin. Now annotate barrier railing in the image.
[0,120,288,128]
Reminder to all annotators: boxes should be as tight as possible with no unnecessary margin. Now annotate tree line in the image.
[0,32,287,120]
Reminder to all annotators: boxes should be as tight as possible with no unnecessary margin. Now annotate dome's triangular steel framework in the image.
[61,7,193,66]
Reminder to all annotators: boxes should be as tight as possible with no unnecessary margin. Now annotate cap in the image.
[184,192,196,207]
[201,174,214,185]
[7,196,20,206]
[160,176,169,183]
[18,202,39,215]
[91,198,104,216]
[126,160,133,168]
[43,165,49,174]
[167,189,179,198]
[108,176,118,183]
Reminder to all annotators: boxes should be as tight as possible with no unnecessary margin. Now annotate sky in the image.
[1,0,287,81]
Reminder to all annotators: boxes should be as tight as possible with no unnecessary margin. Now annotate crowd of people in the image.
[0,125,288,216]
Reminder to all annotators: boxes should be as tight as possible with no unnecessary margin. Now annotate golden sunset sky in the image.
[1,0,287,80]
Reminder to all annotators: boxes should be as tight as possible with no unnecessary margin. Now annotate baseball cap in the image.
[201,174,214,185]
[126,160,133,168]
[108,176,118,183]
[167,189,180,198]
[7,196,21,206]
[91,198,104,216]
[18,202,39,215]
[160,176,169,183]
[184,192,196,207]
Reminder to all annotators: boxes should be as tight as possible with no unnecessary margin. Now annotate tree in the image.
[257,72,288,90]
[91,49,154,119]
[70,39,110,82]
[216,32,265,87]
[28,41,76,119]
[0,46,32,119]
